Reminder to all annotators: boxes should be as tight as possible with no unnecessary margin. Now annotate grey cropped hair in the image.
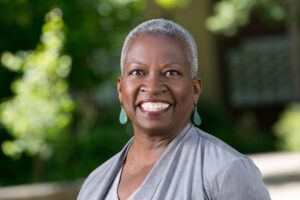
[120,19,199,78]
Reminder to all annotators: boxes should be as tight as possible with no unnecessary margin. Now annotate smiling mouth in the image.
[140,102,171,112]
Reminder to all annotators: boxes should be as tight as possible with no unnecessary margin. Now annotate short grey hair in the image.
[120,19,198,78]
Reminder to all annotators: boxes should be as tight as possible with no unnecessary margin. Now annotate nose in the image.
[140,72,167,95]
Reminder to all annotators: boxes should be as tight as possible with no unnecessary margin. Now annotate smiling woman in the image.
[77,19,271,200]
[119,35,200,137]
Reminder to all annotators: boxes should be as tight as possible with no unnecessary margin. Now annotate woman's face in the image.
[118,34,202,136]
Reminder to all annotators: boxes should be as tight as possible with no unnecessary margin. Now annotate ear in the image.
[117,76,123,103]
[192,79,202,104]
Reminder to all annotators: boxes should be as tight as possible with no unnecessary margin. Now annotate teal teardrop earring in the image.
[119,106,128,125]
[193,105,202,126]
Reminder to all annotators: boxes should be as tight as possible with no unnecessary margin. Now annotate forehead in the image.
[129,32,185,50]
[126,34,187,61]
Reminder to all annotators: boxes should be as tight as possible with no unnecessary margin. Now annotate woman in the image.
[77,19,270,200]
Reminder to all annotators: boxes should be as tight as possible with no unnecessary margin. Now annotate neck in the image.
[127,123,189,165]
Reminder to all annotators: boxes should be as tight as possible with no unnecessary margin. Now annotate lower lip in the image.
[138,106,170,116]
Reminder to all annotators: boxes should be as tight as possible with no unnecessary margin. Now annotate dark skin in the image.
[117,34,202,200]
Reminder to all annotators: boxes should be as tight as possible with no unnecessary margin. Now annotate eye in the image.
[163,70,181,77]
[129,69,145,76]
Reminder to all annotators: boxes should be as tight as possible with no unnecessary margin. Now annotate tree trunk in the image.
[32,154,44,182]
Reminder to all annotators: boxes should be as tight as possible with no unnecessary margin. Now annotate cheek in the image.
[121,79,140,103]
[174,82,194,103]
[173,84,194,120]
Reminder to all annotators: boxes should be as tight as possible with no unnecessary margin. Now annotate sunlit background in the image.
[0,0,299,199]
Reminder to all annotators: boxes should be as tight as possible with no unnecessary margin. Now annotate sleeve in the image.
[215,158,271,200]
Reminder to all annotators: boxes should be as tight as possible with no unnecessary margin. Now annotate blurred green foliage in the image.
[155,0,190,9]
[206,0,287,36]
[274,104,300,151]
[42,108,132,182]
[0,8,74,159]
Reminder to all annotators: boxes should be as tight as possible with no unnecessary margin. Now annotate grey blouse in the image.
[77,123,271,200]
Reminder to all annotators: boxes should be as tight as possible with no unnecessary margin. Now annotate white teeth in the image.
[141,102,170,112]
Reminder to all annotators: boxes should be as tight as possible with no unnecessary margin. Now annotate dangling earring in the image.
[193,105,202,126]
[119,106,128,124]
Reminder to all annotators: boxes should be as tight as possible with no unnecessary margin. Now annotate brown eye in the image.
[164,70,181,77]
[129,69,145,76]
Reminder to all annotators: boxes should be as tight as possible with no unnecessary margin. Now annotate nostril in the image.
[140,75,167,94]
[139,85,167,94]
[140,87,146,92]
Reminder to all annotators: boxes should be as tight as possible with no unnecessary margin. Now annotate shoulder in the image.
[183,126,254,182]
[191,126,255,174]
[77,153,121,199]
[79,138,133,195]
[189,126,247,163]
[77,138,133,200]
[214,157,271,199]
[188,127,270,199]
